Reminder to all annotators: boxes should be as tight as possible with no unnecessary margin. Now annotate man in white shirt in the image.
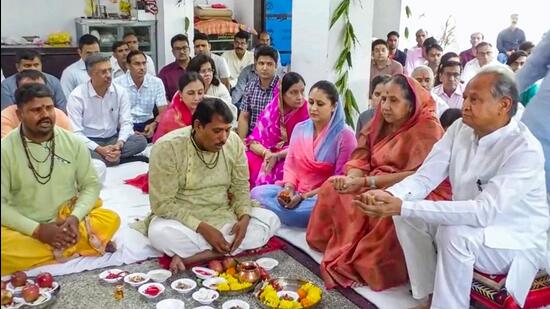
[60,34,100,97]
[222,31,254,88]
[123,32,156,75]
[411,65,449,117]
[67,54,147,166]
[194,32,231,90]
[462,42,501,84]
[353,67,549,308]
[110,41,130,79]
[432,60,464,109]
[114,50,167,140]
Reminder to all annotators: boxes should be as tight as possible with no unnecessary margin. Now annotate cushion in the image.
[470,270,550,308]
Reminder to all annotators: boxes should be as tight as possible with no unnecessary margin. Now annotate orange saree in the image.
[306,75,452,291]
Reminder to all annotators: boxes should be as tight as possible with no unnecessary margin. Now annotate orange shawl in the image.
[306,75,451,291]
[346,75,450,200]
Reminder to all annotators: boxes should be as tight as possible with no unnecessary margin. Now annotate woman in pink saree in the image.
[251,80,357,227]
[246,72,310,188]
[125,72,205,192]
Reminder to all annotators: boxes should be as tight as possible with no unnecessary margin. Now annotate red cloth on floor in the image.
[470,270,550,308]
[124,173,149,193]
[157,237,286,269]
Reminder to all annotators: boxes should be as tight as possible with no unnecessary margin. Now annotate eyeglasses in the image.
[199,68,213,74]
[234,41,248,46]
[173,46,190,52]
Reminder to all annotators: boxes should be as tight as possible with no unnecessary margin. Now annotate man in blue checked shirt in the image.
[115,50,168,140]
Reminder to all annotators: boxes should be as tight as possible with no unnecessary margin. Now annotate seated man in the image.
[2,70,108,185]
[222,30,254,88]
[432,60,464,109]
[462,42,501,84]
[110,41,130,79]
[237,46,279,139]
[354,67,549,308]
[1,84,120,275]
[411,65,449,117]
[146,98,280,273]
[115,50,167,140]
[158,34,191,101]
[67,54,147,166]
[60,34,100,97]
[1,49,66,112]
[2,70,71,138]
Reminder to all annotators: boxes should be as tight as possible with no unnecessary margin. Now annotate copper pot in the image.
[236,261,260,283]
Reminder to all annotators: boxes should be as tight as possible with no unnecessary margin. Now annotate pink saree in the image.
[125,92,193,193]
[245,84,309,188]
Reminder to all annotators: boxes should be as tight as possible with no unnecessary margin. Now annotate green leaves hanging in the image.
[330,0,360,127]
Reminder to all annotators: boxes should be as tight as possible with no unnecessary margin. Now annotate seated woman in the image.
[251,81,357,228]
[306,74,452,291]
[186,54,237,128]
[355,74,391,138]
[125,72,205,192]
[246,72,309,188]
[153,72,206,142]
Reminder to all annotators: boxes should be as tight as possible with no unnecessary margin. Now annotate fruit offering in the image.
[1,289,13,306]
[10,272,27,287]
[36,273,53,288]
[21,284,40,303]
[258,281,322,309]
[216,273,253,292]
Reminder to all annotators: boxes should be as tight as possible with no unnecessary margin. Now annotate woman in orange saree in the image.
[306,74,452,291]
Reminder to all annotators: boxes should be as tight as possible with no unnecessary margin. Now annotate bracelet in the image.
[368,176,377,189]
[262,148,268,157]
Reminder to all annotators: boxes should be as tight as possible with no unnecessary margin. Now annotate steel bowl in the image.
[253,277,323,309]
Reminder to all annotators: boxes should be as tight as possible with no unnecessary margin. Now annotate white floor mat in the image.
[7,161,419,308]
[276,226,420,309]
[17,162,161,278]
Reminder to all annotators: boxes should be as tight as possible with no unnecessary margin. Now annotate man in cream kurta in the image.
[353,68,549,308]
[147,97,280,272]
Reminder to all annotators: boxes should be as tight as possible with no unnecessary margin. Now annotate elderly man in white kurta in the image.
[353,67,549,308]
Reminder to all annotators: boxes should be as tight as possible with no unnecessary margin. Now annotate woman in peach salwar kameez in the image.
[306,74,452,291]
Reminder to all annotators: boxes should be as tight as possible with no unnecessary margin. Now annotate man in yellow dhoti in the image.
[1,83,120,275]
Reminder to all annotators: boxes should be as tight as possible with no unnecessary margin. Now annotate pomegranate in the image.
[222,257,237,270]
[1,289,13,305]
[207,260,224,273]
[21,284,39,303]
[10,271,27,287]
[36,272,54,288]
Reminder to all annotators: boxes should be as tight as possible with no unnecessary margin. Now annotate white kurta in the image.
[388,119,549,307]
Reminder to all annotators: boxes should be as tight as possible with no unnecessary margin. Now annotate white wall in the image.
[233,0,256,32]
[292,0,373,117]
[399,0,549,52]
[1,0,86,41]
[158,0,193,68]
[372,0,402,39]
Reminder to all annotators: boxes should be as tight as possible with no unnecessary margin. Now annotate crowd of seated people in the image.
[1,23,549,309]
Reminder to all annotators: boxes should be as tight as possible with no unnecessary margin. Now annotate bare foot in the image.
[105,241,117,253]
[409,296,432,309]
[350,281,365,288]
[169,255,186,274]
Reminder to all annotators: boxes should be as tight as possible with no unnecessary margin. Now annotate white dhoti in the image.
[393,216,544,308]
[148,207,281,258]
[92,159,106,187]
